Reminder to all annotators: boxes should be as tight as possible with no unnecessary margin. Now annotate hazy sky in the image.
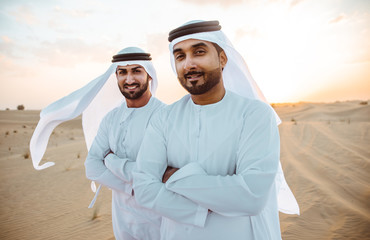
[1,0,369,109]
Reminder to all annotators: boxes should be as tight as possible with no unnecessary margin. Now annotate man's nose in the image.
[126,73,135,84]
[183,56,196,71]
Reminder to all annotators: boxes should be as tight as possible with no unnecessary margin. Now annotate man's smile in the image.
[185,71,204,82]
[125,84,139,90]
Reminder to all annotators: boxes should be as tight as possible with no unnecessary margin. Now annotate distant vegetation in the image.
[17,105,25,110]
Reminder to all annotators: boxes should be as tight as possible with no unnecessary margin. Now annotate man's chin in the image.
[185,87,207,95]
[122,91,139,99]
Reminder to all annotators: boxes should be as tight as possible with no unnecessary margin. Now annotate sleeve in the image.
[133,111,208,227]
[104,100,165,189]
[105,154,136,182]
[84,114,132,195]
[165,103,280,216]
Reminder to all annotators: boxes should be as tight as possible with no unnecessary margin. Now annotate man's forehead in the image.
[116,64,144,70]
[173,39,213,52]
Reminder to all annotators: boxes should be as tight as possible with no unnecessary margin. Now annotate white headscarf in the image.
[30,47,158,170]
[169,20,299,215]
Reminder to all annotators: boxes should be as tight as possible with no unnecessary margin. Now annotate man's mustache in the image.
[184,71,204,78]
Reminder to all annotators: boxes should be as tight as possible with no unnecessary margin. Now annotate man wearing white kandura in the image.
[133,20,299,240]
[30,47,164,240]
[85,47,165,240]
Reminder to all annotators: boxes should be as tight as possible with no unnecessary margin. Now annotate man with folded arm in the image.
[133,20,299,240]
[85,47,164,240]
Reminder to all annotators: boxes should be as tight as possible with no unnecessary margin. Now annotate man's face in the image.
[116,64,151,99]
[173,39,227,95]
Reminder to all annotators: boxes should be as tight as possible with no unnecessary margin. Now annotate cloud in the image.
[47,19,74,34]
[328,14,347,24]
[0,54,17,71]
[1,35,12,44]
[268,0,305,9]
[146,32,168,58]
[347,50,370,64]
[53,6,93,18]
[10,5,38,25]
[234,27,263,42]
[178,0,244,7]
[289,0,304,8]
[0,35,18,57]
[0,53,37,78]
[34,38,113,67]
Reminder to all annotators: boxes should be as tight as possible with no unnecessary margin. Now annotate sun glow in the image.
[0,0,369,109]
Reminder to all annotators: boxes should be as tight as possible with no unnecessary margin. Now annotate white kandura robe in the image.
[85,97,165,240]
[133,91,282,240]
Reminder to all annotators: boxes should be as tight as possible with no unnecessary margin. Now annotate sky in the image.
[0,0,369,110]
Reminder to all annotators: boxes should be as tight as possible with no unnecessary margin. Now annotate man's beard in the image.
[119,77,149,100]
[178,67,222,95]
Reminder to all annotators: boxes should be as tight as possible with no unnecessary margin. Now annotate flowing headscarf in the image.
[168,20,299,215]
[30,47,158,170]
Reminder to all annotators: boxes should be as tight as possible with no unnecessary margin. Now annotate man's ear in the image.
[219,51,228,70]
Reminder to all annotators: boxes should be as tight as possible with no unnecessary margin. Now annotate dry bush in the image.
[23,152,30,159]
[291,118,297,125]
[17,105,25,110]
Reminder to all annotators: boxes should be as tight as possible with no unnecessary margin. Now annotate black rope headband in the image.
[168,20,221,42]
[112,53,152,63]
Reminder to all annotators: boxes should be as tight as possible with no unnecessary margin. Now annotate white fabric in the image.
[168,23,299,215]
[85,97,164,240]
[88,184,102,208]
[133,91,282,240]
[30,48,158,170]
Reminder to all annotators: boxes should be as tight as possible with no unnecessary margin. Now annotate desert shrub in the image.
[23,152,30,159]
[17,105,25,110]
[291,118,297,125]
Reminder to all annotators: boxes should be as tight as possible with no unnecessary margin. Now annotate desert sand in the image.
[0,100,369,240]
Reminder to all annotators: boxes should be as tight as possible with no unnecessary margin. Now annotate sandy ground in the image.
[0,100,369,239]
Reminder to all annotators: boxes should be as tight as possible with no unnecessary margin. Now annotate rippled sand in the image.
[0,100,369,239]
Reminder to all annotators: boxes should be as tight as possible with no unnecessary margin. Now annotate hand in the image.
[103,150,113,165]
[104,150,113,158]
[162,166,179,183]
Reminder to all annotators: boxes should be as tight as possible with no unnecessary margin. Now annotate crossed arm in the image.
[84,119,134,195]
[133,104,280,225]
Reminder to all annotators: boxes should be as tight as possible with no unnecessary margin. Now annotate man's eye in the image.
[195,50,205,54]
[175,54,184,60]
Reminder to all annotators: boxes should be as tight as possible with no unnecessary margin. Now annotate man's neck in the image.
[191,81,226,105]
[126,91,152,108]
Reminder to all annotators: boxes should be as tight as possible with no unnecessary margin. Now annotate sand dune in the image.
[276,101,370,239]
[0,101,369,239]
[0,111,114,240]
